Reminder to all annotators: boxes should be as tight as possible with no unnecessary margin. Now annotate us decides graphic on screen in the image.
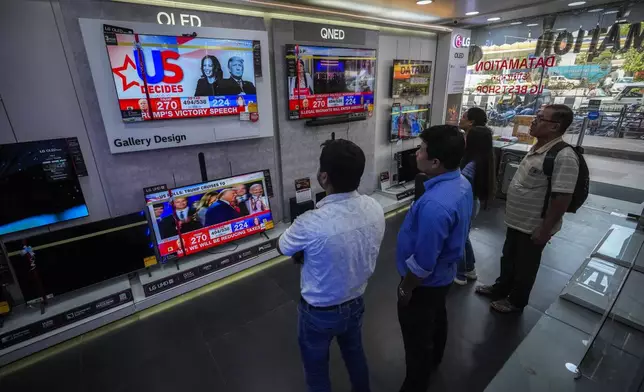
[104,31,257,122]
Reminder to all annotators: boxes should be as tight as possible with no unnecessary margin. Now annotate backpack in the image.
[541,142,590,217]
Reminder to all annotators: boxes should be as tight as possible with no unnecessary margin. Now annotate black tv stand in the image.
[305,112,367,127]
[260,231,270,241]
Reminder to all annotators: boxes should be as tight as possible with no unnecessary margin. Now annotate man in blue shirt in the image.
[278,139,386,392]
[396,125,473,392]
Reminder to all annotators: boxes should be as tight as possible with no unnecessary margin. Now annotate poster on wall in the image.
[286,44,376,120]
[103,25,258,122]
[445,94,461,126]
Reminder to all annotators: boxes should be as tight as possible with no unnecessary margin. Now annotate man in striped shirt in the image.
[476,104,580,313]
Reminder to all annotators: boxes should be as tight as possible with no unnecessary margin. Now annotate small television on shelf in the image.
[146,171,274,262]
[0,139,89,236]
[391,60,432,98]
[286,44,376,120]
[103,27,257,122]
[5,211,153,303]
[390,104,430,141]
[395,147,420,184]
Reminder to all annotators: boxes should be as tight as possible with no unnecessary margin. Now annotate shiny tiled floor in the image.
[0,198,635,392]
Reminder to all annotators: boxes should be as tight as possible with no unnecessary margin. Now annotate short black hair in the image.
[545,104,574,133]
[419,125,465,170]
[466,107,488,126]
[319,139,365,193]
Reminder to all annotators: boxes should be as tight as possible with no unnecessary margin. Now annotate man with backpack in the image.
[476,104,589,313]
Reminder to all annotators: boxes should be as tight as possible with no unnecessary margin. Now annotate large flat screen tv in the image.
[0,139,88,236]
[390,104,430,141]
[286,44,376,120]
[5,211,152,303]
[146,171,274,262]
[395,147,420,184]
[391,60,432,98]
[104,27,257,122]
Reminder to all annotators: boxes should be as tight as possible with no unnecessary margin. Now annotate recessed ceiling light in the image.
[588,8,603,12]
[487,17,501,21]
[416,0,433,4]
[465,11,479,16]
[568,1,586,6]
[604,10,619,14]
[526,23,539,27]
[556,28,567,31]
[511,21,523,25]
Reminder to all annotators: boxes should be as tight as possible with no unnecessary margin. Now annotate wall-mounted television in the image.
[104,28,257,122]
[286,44,376,120]
[5,211,152,303]
[391,60,432,98]
[146,171,274,262]
[390,104,430,141]
[395,147,420,184]
[0,139,89,236]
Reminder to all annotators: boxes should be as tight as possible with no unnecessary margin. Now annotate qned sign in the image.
[293,21,366,46]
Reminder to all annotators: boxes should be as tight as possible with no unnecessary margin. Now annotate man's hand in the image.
[531,226,551,245]
[397,284,413,306]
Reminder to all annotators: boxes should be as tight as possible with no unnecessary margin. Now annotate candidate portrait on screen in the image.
[194,55,223,97]
[218,56,256,95]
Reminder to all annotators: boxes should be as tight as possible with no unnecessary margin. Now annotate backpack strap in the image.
[541,141,571,217]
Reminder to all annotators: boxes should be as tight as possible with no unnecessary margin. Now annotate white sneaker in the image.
[465,269,478,280]
[453,276,468,285]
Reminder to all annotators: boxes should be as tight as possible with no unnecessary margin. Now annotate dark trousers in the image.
[492,227,546,308]
[397,285,450,392]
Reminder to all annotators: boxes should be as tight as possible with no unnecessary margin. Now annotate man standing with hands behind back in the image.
[396,125,473,392]
[278,139,385,392]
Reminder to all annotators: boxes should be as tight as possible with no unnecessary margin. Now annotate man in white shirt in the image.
[278,139,385,392]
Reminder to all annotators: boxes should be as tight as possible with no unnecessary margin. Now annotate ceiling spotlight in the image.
[604,10,619,14]
[526,23,539,27]
[416,0,433,4]
[487,17,501,21]
[465,11,480,16]
[556,28,567,30]
[588,8,603,12]
[511,21,523,25]
[568,1,586,6]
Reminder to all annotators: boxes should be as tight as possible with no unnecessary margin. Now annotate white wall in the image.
[374,34,437,182]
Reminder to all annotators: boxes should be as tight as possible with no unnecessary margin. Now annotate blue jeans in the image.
[298,297,370,392]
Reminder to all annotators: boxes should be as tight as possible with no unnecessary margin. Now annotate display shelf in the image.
[375,181,416,202]
[0,276,134,366]
[591,224,644,268]
[634,242,644,273]
[371,191,413,214]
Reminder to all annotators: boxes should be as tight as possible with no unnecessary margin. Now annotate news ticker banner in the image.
[0,289,132,351]
[143,238,278,297]
[288,92,374,119]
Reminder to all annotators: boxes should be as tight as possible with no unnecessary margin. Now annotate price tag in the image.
[0,301,9,314]
[143,255,158,268]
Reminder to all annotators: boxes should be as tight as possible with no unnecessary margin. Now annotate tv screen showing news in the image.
[146,171,274,261]
[0,139,88,236]
[390,104,429,141]
[104,27,257,122]
[286,44,376,120]
[391,60,432,98]
[6,211,152,302]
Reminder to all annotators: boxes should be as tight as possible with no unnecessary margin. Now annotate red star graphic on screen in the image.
[112,55,140,92]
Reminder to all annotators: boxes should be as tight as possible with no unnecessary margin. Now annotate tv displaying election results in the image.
[286,44,376,120]
[104,26,257,122]
[0,139,89,236]
[391,60,432,98]
[390,104,430,141]
[146,171,274,261]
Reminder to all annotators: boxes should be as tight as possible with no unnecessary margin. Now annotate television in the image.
[103,27,257,122]
[395,148,420,184]
[391,60,432,98]
[0,139,89,236]
[146,171,274,262]
[390,104,430,141]
[286,44,376,120]
[5,211,153,303]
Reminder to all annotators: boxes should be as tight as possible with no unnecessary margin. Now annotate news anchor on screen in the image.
[218,57,256,95]
[288,59,314,97]
[194,55,223,97]
[205,189,243,226]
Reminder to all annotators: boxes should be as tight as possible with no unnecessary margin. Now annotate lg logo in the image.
[454,53,464,59]
[321,27,345,41]
[453,34,470,49]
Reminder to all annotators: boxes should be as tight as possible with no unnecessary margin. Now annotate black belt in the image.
[299,296,361,311]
